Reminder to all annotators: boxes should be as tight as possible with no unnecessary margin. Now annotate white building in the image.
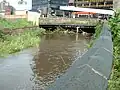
[0,0,32,10]
[0,0,32,15]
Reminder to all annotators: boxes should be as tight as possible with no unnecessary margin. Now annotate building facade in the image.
[32,0,69,10]
[75,0,113,9]
[32,0,69,16]
[0,0,32,10]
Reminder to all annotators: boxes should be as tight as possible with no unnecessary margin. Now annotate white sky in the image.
[0,0,32,10]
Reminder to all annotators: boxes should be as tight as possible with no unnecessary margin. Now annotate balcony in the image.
[75,0,113,9]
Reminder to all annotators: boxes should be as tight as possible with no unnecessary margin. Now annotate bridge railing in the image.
[46,24,113,90]
[39,17,98,25]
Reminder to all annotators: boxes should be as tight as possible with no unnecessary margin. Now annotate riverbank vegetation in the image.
[0,18,45,57]
[108,10,120,89]
[87,22,103,48]
[0,18,33,29]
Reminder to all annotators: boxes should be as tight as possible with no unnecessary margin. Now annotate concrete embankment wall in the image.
[27,11,40,26]
[46,24,113,90]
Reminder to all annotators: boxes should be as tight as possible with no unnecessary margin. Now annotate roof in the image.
[60,6,114,15]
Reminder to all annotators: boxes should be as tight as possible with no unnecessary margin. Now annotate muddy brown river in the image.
[0,33,90,90]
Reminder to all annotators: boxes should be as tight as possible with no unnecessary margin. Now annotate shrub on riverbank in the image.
[0,18,45,57]
[0,18,32,29]
[108,10,120,89]
[0,29,45,57]
[87,22,103,48]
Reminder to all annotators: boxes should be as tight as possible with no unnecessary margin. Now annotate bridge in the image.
[39,17,98,33]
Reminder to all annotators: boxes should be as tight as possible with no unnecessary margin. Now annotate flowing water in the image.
[0,33,90,90]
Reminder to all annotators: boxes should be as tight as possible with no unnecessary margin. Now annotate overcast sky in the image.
[0,0,32,10]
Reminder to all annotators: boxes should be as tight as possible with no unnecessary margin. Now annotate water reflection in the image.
[31,33,90,88]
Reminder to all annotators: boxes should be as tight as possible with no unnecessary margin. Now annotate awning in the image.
[72,11,96,15]
[60,6,114,15]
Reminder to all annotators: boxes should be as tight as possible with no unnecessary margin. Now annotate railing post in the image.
[76,27,79,33]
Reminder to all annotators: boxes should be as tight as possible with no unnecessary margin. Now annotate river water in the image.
[0,33,90,90]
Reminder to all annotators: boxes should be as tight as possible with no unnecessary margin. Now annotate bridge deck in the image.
[39,24,96,33]
[39,17,98,33]
[39,17,98,25]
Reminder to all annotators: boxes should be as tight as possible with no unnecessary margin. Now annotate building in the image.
[0,0,32,16]
[74,0,113,9]
[32,0,69,16]
[0,0,32,11]
[0,0,9,12]
[0,0,15,15]
[32,0,68,10]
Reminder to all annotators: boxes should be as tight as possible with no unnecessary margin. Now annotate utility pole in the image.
[47,0,51,17]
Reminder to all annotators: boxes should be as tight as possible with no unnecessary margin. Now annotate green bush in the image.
[0,18,46,57]
[108,10,120,90]
[0,30,6,41]
[0,29,45,57]
[87,22,102,48]
[0,18,32,29]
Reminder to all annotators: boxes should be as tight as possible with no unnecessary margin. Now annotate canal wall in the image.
[46,24,113,90]
[27,11,40,26]
[2,26,39,35]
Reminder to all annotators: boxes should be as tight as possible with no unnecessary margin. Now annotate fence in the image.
[46,24,113,90]
[39,17,98,25]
